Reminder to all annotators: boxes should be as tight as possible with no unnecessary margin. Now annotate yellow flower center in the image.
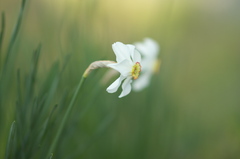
[131,62,141,80]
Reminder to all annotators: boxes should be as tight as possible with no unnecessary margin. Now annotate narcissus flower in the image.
[133,38,160,91]
[107,42,142,98]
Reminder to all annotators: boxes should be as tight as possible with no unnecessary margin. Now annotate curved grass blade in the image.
[3,0,28,70]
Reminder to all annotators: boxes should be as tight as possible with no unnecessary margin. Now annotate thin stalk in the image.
[3,0,27,70]
[47,76,86,157]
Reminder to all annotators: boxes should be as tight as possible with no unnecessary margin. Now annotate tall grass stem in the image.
[47,76,86,157]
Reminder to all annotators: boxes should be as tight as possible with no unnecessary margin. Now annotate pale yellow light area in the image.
[38,0,166,30]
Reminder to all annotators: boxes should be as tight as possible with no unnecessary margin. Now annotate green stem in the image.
[47,76,86,157]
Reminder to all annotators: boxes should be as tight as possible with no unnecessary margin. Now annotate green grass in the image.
[0,0,240,159]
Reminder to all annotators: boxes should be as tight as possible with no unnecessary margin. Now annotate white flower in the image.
[132,38,160,91]
[106,42,142,98]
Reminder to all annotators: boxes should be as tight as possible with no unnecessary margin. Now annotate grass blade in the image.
[0,12,5,127]
[5,121,16,159]
[49,153,53,159]
[36,104,58,146]
[47,76,86,157]
[3,0,27,70]
[0,12,5,60]
[24,44,41,105]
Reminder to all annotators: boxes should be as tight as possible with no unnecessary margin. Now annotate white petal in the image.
[141,58,154,72]
[106,75,125,93]
[132,72,151,91]
[112,42,132,63]
[134,43,149,57]
[119,77,132,98]
[107,59,132,76]
[126,44,135,61]
[135,38,159,57]
[132,49,141,63]
[144,38,159,57]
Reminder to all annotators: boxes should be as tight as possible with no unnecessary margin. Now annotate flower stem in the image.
[48,76,86,157]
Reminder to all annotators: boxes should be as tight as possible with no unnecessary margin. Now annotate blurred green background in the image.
[0,0,240,158]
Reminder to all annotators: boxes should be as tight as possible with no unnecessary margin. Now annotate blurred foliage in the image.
[0,0,240,159]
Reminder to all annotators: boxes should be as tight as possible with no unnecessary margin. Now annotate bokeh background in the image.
[0,0,240,159]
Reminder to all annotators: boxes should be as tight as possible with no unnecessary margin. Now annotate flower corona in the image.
[131,62,141,80]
